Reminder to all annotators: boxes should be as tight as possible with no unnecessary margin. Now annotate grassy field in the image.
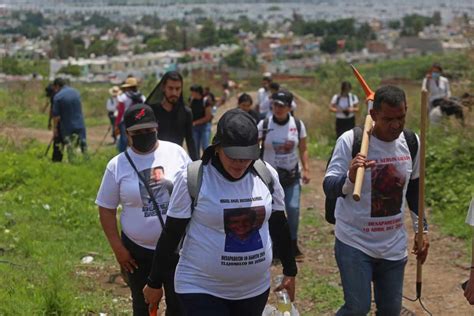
[0,51,473,314]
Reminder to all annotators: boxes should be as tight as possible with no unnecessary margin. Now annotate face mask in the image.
[431,72,440,79]
[131,132,157,153]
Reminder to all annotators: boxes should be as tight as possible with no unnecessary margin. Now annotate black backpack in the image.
[324,127,418,224]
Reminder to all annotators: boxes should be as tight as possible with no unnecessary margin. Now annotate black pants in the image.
[122,233,181,316]
[52,122,63,162]
[336,117,355,138]
[177,288,270,316]
[108,111,117,141]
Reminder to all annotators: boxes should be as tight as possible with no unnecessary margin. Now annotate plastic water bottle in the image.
[274,275,291,313]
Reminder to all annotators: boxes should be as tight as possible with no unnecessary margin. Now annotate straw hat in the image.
[121,77,138,88]
[109,86,121,96]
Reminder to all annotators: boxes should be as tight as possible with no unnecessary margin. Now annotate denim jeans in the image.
[283,181,301,240]
[192,123,211,157]
[177,288,269,316]
[335,238,407,316]
[117,121,128,153]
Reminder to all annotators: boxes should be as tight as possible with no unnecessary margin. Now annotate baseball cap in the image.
[124,103,158,131]
[213,108,259,160]
[272,90,293,107]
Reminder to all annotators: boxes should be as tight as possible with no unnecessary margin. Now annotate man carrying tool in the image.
[323,85,430,315]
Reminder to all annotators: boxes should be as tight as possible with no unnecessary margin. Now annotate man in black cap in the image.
[146,71,198,161]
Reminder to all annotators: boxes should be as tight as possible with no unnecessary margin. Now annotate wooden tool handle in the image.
[416,89,428,297]
[353,114,373,201]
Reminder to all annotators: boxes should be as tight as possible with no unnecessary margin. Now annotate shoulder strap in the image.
[402,129,418,164]
[351,126,363,158]
[294,118,302,140]
[260,117,270,159]
[187,160,203,213]
[124,151,166,229]
[252,159,274,195]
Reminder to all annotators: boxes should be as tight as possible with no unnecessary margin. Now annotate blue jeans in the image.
[335,238,407,316]
[283,181,301,240]
[192,123,211,157]
[117,121,127,153]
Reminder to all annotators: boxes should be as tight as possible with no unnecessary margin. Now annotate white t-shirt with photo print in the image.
[258,115,307,171]
[168,162,286,300]
[95,141,191,250]
[325,130,420,261]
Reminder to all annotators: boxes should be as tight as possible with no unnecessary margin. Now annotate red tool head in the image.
[350,64,375,108]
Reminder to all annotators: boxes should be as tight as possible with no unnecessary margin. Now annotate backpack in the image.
[324,127,418,224]
[187,159,274,212]
[126,91,144,105]
[260,116,302,159]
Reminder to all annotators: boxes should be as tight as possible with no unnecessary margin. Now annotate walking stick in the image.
[350,65,375,201]
[44,137,54,157]
[94,125,112,154]
[417,89,428,299]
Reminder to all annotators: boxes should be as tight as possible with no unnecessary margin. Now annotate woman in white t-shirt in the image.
[143,108,297,316]
[330,81,359,138]
[96,104,191,316]
[258,90,311,262]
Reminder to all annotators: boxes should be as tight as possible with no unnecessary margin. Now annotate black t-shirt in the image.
[190,98,208,121]
[151,103,198,161]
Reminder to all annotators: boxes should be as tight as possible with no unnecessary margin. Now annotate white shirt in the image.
[331,93,359,119]
[106,96,118,113]
[169,163,285,299]
[117,92,146,122]
[465,198,474,226]
[422,76,451,105]
[257,87,270,114]
[95,141,191,249]
[258,116,307,171]
[325,130,420,260]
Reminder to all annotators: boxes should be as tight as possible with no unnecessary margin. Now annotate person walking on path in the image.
[146,71,198,161]
[329,81,359,138]
[421,62,451,112]
[256,74,272,121]
[96,103,191,315]
[257,90,310,261]
[143,109,297,316]
[190,84,212,157]
[237,93,259,123]
[106,86,121,144]
[115,77,146,153]
[51,78,87,162]
[324,85,430,315]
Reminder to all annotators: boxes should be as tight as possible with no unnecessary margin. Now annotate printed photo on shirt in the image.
[139,166,174,218]
[223,206,265,253]
[272,140,295,155]
[371,163,406,217]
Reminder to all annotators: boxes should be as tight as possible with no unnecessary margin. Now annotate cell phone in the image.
[462,280,469,290]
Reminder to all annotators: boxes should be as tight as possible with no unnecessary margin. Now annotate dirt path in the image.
[1,92,472,315]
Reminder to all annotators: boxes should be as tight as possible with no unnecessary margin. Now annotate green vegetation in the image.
[0,139,126,314]
[0,82,111,129]
[223,49,259,69]
[0,58,49,77]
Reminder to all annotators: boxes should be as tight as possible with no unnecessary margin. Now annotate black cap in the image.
[272,90,293,107]
[213,108,259,160]
[124,103,158,131]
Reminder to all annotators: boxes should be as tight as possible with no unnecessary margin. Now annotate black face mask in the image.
[131,132,157,153]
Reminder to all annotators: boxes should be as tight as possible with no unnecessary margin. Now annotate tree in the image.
[320,35,338,54]
[388,20,401,30]
[223,49,258,69]
[432,11,442,26]
[58,65,82,77]
[198,19,217,48]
